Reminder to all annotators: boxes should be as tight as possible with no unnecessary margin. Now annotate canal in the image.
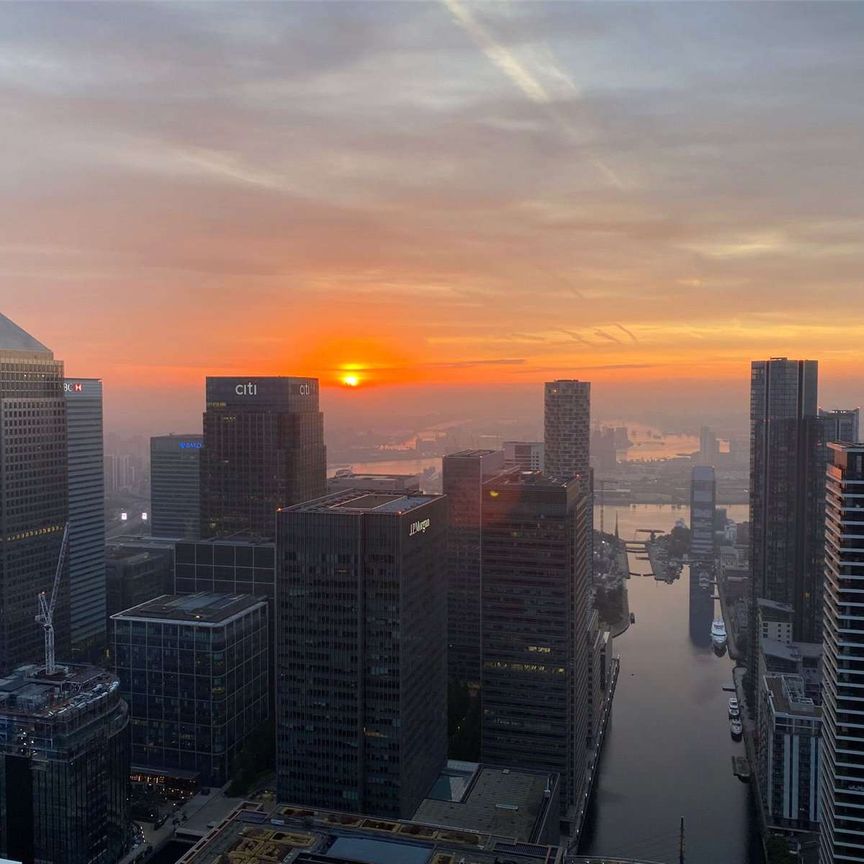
[580,504,763,864]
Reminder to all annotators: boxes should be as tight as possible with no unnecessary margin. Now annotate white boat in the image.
[730,718,743,738]
[711,618,727,643]
[729,696,740,715]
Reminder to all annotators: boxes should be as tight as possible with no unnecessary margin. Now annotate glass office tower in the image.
[200,377,326,539]
[276,490,448,818]
[0,313,68,672]
[442,448,505,687]
[150,433,202,539]
[64,377,106,657]
[750,358,824,648]
[480,470,591,831]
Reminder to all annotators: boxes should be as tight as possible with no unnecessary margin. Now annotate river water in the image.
[580,504,763,863]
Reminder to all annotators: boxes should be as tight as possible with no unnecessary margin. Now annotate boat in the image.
[730,718,743,739]
[711,618,727,644]
[728,696,740,716]
[630,612,636,624]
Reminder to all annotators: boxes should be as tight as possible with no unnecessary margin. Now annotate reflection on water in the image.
[581,504,761,864]
[689,565,715,650]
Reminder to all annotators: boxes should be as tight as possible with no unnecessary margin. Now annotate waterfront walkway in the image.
[569,657,621,849]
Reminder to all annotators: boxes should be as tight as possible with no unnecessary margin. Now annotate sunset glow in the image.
[0,2,862,435]
[342,374,360,388]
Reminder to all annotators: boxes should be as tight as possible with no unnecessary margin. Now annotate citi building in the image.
[200,377,326,540]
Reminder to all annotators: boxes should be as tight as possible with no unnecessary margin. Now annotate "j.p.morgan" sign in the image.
[409,518,431,536]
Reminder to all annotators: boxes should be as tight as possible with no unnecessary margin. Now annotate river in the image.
[580,504,763,863]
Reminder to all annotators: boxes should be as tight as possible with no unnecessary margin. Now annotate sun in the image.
[341,373,360,388]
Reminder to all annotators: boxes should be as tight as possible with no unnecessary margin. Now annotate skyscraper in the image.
[0,664,129,864]
[698,425,719,465]
[819,443,864,864]
[200,377,326,539]
[0,313,68,672]
[442,448,505,686]
[544,380,591,480]
[480,471,591,832]
[689,465,716,561]
[276,490,448,818]
[819,407,860,445]
[64,378,106,658]
[150,433,202,538]
[750,359,824,649]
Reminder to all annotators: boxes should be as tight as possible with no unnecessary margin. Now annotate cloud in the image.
[441,0,624,189]
[613,323,639,344]
[593,329,622,344]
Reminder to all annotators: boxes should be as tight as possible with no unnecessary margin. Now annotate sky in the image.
[1,1,863,434]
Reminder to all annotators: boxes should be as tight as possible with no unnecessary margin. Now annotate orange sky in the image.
[2,3,863,433]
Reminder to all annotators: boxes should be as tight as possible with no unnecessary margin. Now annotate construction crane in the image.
[35,523,69,675]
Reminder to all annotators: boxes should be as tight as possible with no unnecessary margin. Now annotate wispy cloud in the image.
[442,0,624,189]
[593,328,622,344]
[613,322,639,344]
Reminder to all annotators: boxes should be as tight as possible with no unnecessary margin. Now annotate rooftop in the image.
[0,664,120,719]
[0,312,51,354]
[286,490,442,516]
[112,592,265,624]
[764,674,821,719]
[414,763,557,844]
[445,449,502,459]
[757,598,794,614]
[177,802,564,864]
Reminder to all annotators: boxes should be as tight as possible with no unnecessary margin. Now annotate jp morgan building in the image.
[276,491,448,818]
[200,377,326,540]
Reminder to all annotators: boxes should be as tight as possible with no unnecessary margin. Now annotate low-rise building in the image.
[413,762,560,846]
[176,801,566,864]
[112,593,269,786]
[759,674,821,832]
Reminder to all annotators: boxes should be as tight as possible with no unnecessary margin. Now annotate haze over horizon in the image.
[2,2,863,435]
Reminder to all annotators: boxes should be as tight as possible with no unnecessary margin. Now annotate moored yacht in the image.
[711,617,727,644]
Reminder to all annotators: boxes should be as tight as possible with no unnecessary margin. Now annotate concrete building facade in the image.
[759,674,821,832]
[819,443,864,864]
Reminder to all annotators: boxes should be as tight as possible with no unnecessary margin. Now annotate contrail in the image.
[613,322,639,344]
[593,328,622,344]
[442,0,624,189]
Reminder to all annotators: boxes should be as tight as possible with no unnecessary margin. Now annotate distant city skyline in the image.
[2,3,864,434]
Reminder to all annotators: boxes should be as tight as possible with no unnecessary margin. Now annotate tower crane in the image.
[35,523,69,675]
